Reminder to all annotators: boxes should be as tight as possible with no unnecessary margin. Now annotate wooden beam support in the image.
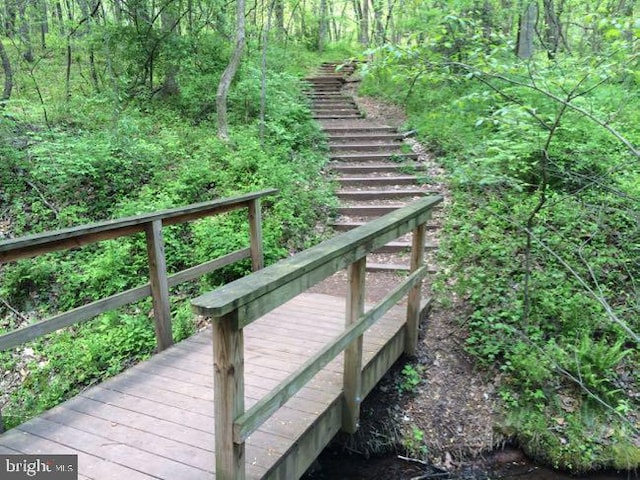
[145,220,173,351]
[212,312,246,480]
[248,198,264,271]
[343,257,365,433]
[405,223,427,356]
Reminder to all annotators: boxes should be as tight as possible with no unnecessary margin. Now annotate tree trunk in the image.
[480,0,493,45]
[299,0,307,38]
[515,1,537,59]
[159,1,180,97]
[361,0,369,45]
[372,0,384,44]
[5,0,18,37]
[542,0,560,58]
[318,0,328,51]
[38,0,47,49]
[216,0,245,140]
[0,38,14,104]
[274,0,284,39]
[260,0,274,144]
[54,1,65,33]
[18,0,34,62]
[353,0,369,45]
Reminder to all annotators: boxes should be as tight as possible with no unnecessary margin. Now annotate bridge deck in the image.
[0,292,407,479]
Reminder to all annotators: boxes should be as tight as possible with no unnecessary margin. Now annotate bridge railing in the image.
[191,194,443,480]
[0,189,277,353]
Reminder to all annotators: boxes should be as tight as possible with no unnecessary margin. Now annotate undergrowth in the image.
[0,39,337,428]
[360,43,640,472]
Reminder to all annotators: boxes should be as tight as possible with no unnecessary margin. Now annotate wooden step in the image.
[308,92,346,96]
[375,241,438,253]
[331,164,426,174]
[332,221,439,231]
[329,143,404,151]
[304,76,345,82]
[365,263,438,273]
[314,114,362,119]
[337,205,404,216]
[336,189,437,201]
[313,100,357,106]
[323,126,397,134]
[327,133,404,142]
[336,176,421,187]
[315,108,361,114]
[330,152,418,161]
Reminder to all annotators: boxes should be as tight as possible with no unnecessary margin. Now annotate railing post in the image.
[342,256,366,433]
[405,223,426,356]
[145,220,173,351]
[248,198,264,271]
[212,312,245,480]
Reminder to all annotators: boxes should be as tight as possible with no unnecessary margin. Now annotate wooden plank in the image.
[16,417,213,479]
[248,198,264,271]
[145,220,173,351]
[38,407,215,472]
[0,248,250,352]
[342,257,365,434]
[80,387,214,432]
[212,312,246,480]
[61,395,215,449]
[0,428,159,480]
[0,189,277,263]
[406,223,426,356]
[192,196,443,327]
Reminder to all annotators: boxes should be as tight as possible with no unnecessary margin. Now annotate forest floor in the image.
[307,77,505,476]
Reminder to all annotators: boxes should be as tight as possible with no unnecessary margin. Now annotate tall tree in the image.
[216,0,245,140]
[159,0,180,97]
[353,0,368,45]
[0,38,13,104]
[18,0,34,62]
[516,1,537,58]
[372,0,384,44]
[318,0,328,50]
[274,0,284,39]
[542,0,562,58]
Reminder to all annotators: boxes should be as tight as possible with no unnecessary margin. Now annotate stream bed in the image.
[302,448,639,480]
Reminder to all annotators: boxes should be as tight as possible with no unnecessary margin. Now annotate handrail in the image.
[191,195,443,480]
[0,189,277,352]
[0,189,276,263]
[192,195,442,326]
[232,265,428,444]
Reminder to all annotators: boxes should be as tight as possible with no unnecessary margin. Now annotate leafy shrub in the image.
[362,43,639,471]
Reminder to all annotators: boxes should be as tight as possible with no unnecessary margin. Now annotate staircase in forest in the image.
[305,62,440,274]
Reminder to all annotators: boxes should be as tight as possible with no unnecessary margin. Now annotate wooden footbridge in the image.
[0,64,443,480]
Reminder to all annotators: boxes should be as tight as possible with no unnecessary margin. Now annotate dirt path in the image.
[305,63,501,472]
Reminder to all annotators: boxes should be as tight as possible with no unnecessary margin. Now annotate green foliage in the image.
[397,363,424,394]
[361,23,639,471]
[0,35,336,432]
[402,425,428,459]
[2,307,157,429]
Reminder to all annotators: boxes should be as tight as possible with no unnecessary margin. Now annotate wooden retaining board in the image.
[0,293,407,479]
